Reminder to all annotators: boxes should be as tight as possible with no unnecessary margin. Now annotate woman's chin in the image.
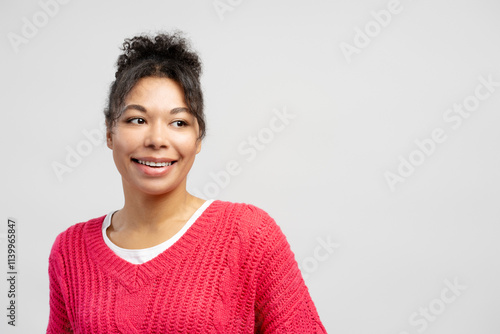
[129,180,184,197]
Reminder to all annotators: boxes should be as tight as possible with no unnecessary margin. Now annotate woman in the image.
[47,32,327,333]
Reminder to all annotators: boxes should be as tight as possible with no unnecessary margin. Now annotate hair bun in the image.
[115,31,202,79]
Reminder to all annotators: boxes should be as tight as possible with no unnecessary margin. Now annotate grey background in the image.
[1,0,500,333]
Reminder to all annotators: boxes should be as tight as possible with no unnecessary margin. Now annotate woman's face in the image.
[107,76,201,196]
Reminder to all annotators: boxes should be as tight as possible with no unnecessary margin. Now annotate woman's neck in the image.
[114,181,203,234]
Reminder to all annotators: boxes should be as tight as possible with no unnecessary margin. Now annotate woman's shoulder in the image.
[209,200,289,263]
[50,215,106,254]
[211,200,281,236]
[212,199,273,221]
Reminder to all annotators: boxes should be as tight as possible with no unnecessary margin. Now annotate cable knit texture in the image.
[47,200,327,333]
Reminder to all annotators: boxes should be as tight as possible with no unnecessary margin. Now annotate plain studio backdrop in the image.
[1,0,500,332]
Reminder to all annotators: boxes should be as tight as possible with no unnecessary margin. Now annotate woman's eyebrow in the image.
[121,104,147,114]
[121,105,189,115]
[170,107,190,114]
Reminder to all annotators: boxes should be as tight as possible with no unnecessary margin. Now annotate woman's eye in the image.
[172,120,187,127]
[128,118,145,125]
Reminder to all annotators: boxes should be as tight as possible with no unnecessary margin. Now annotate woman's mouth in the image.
[131,158,177,168]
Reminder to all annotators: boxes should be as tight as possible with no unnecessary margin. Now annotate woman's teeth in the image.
[137,160,174,167]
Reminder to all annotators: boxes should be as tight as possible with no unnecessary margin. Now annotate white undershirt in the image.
[102,199,214,264]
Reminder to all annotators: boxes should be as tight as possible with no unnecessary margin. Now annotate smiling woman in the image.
[108,77,201,198]
[46,31,327,333]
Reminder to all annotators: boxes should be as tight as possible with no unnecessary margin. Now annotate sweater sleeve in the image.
[253,213,327,333]
[47,233,73,333]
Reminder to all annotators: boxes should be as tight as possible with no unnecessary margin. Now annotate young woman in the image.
[47,32,327,333]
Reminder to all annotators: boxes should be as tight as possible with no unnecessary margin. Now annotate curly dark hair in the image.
[104,31,206,140]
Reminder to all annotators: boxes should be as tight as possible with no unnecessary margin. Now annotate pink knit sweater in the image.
[47,200,327,333]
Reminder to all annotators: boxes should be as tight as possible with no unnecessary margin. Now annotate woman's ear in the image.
[106,131,113,149]
[196,138,202,154]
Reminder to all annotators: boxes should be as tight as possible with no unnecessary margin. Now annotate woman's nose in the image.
[144,122,169,149]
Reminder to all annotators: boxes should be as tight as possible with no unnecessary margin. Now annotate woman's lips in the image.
[131,158,177,176]
[133,158,175,167]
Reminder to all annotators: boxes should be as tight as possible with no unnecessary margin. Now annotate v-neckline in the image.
[84,200,221,292]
